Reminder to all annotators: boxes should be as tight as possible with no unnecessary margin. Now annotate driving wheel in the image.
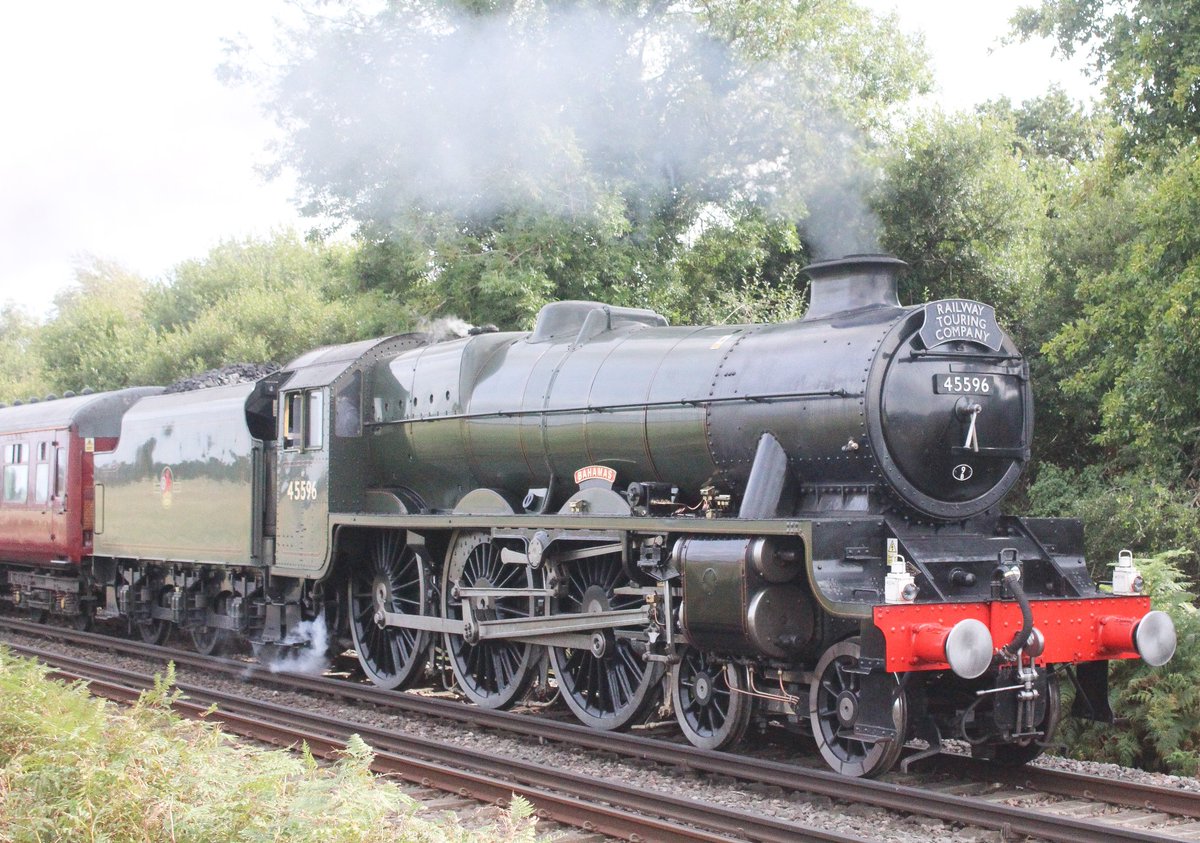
[348,531,432,690]
[548,552,663,730]
[442,531,540,709]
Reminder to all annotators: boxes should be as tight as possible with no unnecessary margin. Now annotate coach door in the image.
[274,387,331,575]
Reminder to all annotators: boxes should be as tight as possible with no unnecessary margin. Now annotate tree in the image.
[1043,145,1200,485]
[30,235,412,391]
[968,91,1117,470]
[244,0,931,327]
[141,233,407,382]
[146,233,354,330]
[36,259,157,394]
[871,112,1046,324]
[0,305,47,404]
[1013,0,1200,154]
[976,85,1106,166]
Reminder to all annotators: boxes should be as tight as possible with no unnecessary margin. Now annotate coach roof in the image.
[0,386,162,439]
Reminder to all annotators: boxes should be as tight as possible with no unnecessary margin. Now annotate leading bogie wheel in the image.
[672,647,753,750]
[809,637,908,778]
[442,531,541,709]
[548,552,663,730]
[348,530,432,690]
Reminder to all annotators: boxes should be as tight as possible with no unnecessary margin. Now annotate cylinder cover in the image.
[678,536,811,657]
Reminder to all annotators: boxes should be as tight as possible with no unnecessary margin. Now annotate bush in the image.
[0,653,540,842]
[1057,550,1200,775]
[1027,464,1200,582]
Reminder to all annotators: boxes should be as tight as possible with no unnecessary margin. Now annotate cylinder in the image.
[678,536,813,657]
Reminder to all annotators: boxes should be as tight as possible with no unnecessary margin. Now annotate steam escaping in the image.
[418,315,473,342]
[267,4,885,258]
[261,614,330,676]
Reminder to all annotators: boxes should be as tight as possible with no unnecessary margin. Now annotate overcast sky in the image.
[0,1,1097,318]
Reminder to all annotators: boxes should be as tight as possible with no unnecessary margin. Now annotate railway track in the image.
[4,616,1199,842]
[13,637,866,843]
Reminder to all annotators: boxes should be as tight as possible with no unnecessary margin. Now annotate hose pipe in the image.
[997,560,1033,662]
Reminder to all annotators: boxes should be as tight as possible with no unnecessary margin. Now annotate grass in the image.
[0,650,542,842]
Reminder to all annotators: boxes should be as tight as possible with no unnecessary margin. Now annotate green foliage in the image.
[0,650,541,842]
[0,305,46,404]
[146,233,356,329]
[1042,145,1200,484]
[1010,149,1132,469]
[142,233,405,383]
[241,0,931,327]
[641,208,807,325]
[1027,464,1200,582]
[25,233,411,392]
[872,111,1046,328]
[695,0,932,134]
[977,86,1106,166]
[35,259,157,395]
[1057,551,1200,775]
[1012,0,1200,154]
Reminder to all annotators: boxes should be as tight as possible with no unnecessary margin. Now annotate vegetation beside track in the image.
[1060,551,1200,776]
[0,650,539,843]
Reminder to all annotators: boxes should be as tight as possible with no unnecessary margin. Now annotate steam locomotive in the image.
[0,255,1175,777]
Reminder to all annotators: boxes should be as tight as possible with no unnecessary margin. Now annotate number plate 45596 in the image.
[933,373,994,395]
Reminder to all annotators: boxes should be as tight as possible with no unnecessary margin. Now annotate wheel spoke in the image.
[550,552,661,731]
[809,638,907,778]
[672,647,752,750]
[441,532,538,710]
[349,533,429,690]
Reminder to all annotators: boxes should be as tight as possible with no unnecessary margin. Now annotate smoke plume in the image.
[267,3,883,259]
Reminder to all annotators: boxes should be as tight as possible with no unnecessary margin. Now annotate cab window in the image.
[4,443,28,504]
[334,371,362,438]
[283,390,325,450]
[284,393,303,449]
[306,391,324,449]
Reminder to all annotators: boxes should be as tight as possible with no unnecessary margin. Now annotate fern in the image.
[1060,550,1200,774]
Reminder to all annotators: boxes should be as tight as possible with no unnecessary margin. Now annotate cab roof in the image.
[281,335,429,391]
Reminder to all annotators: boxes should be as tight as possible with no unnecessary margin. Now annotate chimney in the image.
[800,254,908,321]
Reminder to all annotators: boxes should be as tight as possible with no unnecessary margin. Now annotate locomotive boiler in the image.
[0,254,1176,778]
[367,253,1028,520]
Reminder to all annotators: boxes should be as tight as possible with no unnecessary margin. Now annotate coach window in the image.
[4,443,28,504]
[54,446,66,501]
[34,443,50,504]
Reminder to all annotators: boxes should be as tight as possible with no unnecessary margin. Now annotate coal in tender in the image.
[163,363,281,394]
